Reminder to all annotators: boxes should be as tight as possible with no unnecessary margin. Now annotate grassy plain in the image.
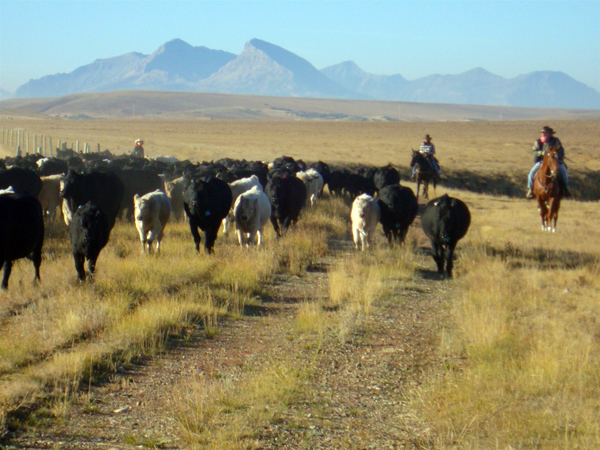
[1,113,600,448]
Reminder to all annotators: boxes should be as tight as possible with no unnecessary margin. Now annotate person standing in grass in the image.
[131,138,145,158]
[526,126,571,199]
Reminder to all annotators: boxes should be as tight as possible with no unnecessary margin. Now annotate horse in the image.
[532,147,563,232]
[410,150,438,201]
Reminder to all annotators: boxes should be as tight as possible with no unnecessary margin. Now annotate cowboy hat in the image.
[424,134,432,140]
[135,138,144,145]
[540,126,555,134]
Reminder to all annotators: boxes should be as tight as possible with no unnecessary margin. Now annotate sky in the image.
[1,0,599,94]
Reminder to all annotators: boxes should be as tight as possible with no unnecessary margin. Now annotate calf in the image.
[69,202,110,281]
[374,164,400,191]
[351,193,380,251]
[377,185,418,246]
[134,190,172,254]
[164,176,185,221]
[234,186,271,247]
[223,175,263,233]
[296,168,324,206]
[0,187,44,289]
[421,194,471,277]
[38,175,63,223]
[266,172,307,237]
[183,177,232,254]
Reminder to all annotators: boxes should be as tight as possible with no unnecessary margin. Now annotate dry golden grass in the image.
[2,114,600,447]
[409,185,600,449]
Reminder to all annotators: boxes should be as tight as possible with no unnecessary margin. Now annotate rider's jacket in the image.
[532,137,564,163]
[419,143,435,156]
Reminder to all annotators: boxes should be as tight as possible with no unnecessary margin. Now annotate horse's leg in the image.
[550,197,561,232]
[423,180,429,200]
[415,178,421,201]
[537,197,547,231]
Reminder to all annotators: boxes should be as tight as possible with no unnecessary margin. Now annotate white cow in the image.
[234,186,271,247]
[134,190,172,254]
[223,175,262,233]
[38,175,63,223]
[296,169,324,206]
[351,194,381,251]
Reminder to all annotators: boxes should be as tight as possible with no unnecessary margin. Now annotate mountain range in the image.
[11,38,600,109]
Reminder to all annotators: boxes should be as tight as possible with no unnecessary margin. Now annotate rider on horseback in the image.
[526,126,571,199]
[412,134,441,181]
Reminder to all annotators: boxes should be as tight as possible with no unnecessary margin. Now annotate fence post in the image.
[33,134,37,153]
[76,141,80,153]
[49,137,53,157]
[16,145,21,157]
[97,143,100,153]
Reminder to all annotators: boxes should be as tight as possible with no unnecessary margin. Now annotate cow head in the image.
[134,194,155,222]
[433,194,456,243]
[60,170,80,199]
[238,196,258,223]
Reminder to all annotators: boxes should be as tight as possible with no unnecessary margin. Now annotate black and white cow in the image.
[0,187,44,289]
[69,202,111,281]
[60,170,125,229]
[421,194,471,277]
[183,177,232,254]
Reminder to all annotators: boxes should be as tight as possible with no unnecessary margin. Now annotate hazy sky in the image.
[1,0,599,93]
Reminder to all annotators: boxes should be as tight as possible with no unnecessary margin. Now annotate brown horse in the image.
[410,150,437,201]
[532,147,563,232]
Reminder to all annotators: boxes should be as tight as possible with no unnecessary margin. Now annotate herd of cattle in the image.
[0,150,471,289]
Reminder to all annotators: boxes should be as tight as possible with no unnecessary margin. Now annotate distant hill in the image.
[322,63,600,109]
[2,90,599,122]
[16,39,236,98]
[0,88,13,100]
[12,38,600,109]
[196,39,363,99]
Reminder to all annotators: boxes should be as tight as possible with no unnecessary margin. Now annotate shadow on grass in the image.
[485,243,598,270]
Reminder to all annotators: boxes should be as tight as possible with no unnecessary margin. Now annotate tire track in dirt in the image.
[5,229,455,449]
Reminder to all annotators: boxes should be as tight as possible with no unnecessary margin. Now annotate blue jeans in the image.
[528,162,569,188]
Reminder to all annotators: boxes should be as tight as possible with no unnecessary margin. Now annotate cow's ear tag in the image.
[434,201,439,206]
[205,210,211,216]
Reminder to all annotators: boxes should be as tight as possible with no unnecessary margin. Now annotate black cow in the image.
[114,168,163,221]
[183,177,232,254]
[69,202,110,281]
[37,157,69,176]
[421,194,471,277]
[0,167,43,197]
[0,188,44,289]
[266,172,307,237]
[374,164,400,192]
[60,170,125,230]
[377,185,418,246]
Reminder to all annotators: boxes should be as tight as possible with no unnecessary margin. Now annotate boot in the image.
[563,185,572,198]
[526,188,534,199]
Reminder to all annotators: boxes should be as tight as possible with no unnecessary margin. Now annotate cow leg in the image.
[73,253,86,281]
[352,226,361,250]
[431,241,445,273]
[236,229,244,247]
[203,226,219,254]
[30,248,42,285]
[188,218,202,252]
[87,250,101,277]
[270,214,281,238]
[257,228,264,247]
[445,242,458,278]
[1,260,11,290]
[383,226,393,248]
